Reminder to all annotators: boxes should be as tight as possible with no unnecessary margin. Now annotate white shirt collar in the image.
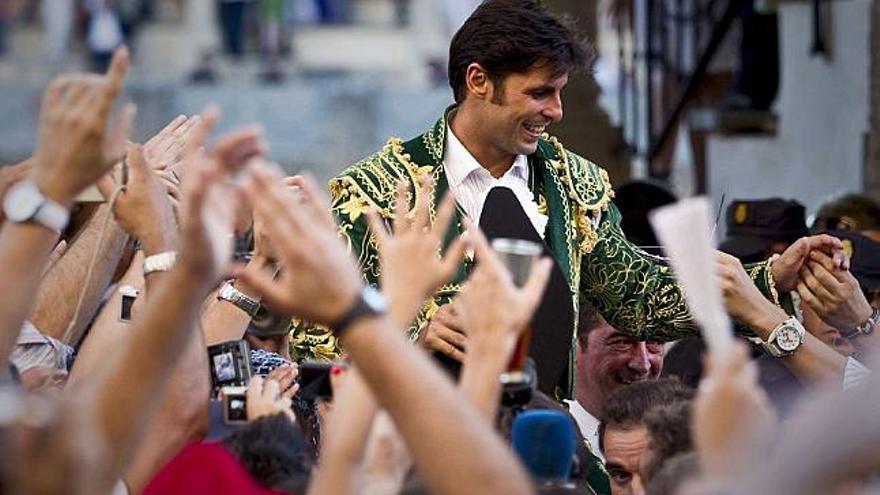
[564,399,604,461]
[444,125,528,186]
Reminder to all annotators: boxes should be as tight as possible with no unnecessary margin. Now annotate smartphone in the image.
[220,386,248,424]
[297,361,339,400]
[207,340,253,396]
[118,285,139,322]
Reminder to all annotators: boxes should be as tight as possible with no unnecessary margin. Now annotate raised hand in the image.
[177,107,266,280]
[143,114,200,173]
[246,374,297,422]
[771,234,847,292]
[98,145,178,254]
[456,227,551,349]
[693,342,777,481]
[366,180,468,325]
[31,47,134,206]
[797,250,873,331]
[716,251,786,334]
[236,168,363,327]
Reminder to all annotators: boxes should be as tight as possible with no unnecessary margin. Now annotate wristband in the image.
[142,251,177,275]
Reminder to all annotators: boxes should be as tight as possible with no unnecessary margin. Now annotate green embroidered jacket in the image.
[289,109,781,370]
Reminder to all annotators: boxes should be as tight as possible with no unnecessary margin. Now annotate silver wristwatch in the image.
[3,179,70,232]
[761,317,806,357]
[845,307,880,339]
[217,281,260,317]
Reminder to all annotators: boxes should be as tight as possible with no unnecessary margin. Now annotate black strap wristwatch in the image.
[331,286,388,336]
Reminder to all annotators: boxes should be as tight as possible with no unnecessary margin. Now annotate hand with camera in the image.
[98,145,179,256]
[236,167,363,327]
[246,371,298,423]
[309,365,382,495]
[31,47,133,208]
[797,250,874,334]
[365,180,469,326]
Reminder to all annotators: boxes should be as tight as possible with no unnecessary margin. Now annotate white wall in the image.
[707,0,869,227]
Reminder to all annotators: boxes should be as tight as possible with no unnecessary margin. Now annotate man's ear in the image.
[464,63,492,101]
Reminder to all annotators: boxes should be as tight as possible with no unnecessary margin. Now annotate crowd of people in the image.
[1,1,879,494]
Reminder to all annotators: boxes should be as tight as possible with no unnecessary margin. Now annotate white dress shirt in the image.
[443,126,549,237]
[564,399,604,461]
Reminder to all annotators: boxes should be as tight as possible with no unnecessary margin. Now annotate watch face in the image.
[3,181,42,223]
[776,326,802,352]
[363,287,388,313]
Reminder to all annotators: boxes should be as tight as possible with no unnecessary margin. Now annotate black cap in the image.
[719,198,807,261]
[615,180,678,249]
[811,194,880,233]
[828,230,880,293]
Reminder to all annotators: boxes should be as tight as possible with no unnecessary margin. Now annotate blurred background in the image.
[0,0,877,232]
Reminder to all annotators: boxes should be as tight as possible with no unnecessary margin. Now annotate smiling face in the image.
[483,64,567,156]
[455,63,568,172]
[576,321,666,417]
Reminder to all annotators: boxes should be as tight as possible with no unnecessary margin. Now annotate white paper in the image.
[649,197,733,358]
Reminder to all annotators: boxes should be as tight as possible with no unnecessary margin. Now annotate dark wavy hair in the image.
[223,414,314,494]
[448,0,592,103]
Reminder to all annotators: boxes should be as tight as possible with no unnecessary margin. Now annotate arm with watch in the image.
[0,47,131,371]
[796,250,880,358]
[717,252,849,385]
[201,258,271,346]
[66,144,182,384]
[202,192,278,346]
[28,203,129,345]
[236,169,535,495]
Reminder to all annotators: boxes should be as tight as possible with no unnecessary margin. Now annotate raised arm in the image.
[580,175,844,343]
[238,170,536,495]
[307,367,380,495]
[0,47,131,370]
[72,112,265,492]
[716,252,847,384]
[456,228,550,420]
[28,203,128,344]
